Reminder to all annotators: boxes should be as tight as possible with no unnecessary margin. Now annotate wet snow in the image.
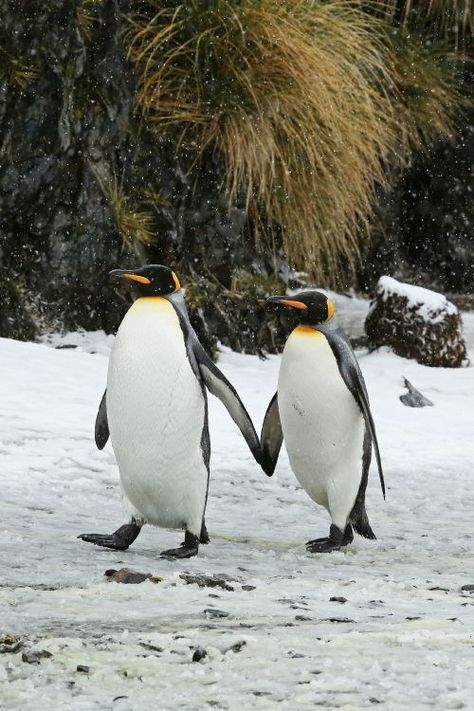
[1,300,474,709]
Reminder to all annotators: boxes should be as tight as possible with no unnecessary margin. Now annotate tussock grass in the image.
[0,46,39,89]
[123,0,467,282]
[96,175,154,251]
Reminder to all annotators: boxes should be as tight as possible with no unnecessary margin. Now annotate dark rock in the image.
[460,584,474,593]
[22,649,53,663]
[105,568,162,584]
[0,634,23,654]
[139,642,163,654]
[295,615,312,622]
[400,378,434,407]
[329,596,347,604]
[202,608,230,619]
[365,276,467,368]
[180,573,236,592]
[192,646,207,662]
[225,640,246,654]
[76,665,90,673]
[241,585,256,592]
[0,270,37,341]
[324,617,355,624]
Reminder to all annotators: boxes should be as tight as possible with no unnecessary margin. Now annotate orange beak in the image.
[122,273,151,285]
[266,296,307,310]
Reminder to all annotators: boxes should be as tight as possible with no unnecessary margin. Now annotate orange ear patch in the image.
[123,274,151,285]
[327,299,335,319]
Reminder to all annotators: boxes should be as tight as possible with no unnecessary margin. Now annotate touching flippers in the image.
[194,342,262,465]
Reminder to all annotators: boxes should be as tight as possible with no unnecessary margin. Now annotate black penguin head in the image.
[267,290,334,325]
[109,264,181,297]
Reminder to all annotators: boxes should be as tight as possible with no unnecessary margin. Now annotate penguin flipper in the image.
[260,392,283,477]
[193,344,262,465]
[95,390,109,450]
[320,326,385,499]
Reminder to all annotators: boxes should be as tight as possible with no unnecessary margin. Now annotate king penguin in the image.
[261,290,385,553]
[79,265,261,559]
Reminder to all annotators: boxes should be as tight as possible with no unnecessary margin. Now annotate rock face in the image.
[365,276,467,368]
[0,0,255,341]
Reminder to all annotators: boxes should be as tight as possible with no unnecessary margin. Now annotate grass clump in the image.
[96,174,154,251]
[123,0,469,283]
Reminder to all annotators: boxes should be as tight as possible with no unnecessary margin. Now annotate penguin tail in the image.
[352,507,376,540]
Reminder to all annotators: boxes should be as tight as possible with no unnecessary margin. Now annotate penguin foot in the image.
[306,538,341,553]
[200,520,210,545]
[160,531,199,560]
[306,524,353,554]
[78,522,142,551]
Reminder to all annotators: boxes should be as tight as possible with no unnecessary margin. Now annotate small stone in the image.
[400,378,434,408]
[461,584,474,593]
[0,634,23,654]
[192,646,207,662]
[241,585,256,592]
[22,652,41,664]
[76,665,90,673]
[180,573,235,592]
[329,596,347,604]
[325,617,354,624]
[295,615,312,622]
[105,569,162,584]
[225,640,246,654]
[203,608,229,619]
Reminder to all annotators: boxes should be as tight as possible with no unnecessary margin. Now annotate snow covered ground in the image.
[1,300,474,710]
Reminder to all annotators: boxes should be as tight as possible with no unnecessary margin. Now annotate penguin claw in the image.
[160,531,200,559]
[160,544,199,560]
[78,522,141,550]
[306,536,330,547]
[78,533,131,550]
[306,539,341,554]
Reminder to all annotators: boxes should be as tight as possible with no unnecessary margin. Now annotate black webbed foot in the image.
[306,524,353,554]
[160,531,199,560]
[78,522,142,551]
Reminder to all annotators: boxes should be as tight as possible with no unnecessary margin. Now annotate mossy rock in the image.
[0,272,37,340]
[185,274,298,358]
[365,276,467,368]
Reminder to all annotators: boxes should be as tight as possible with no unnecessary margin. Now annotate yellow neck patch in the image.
[293,325,322,336]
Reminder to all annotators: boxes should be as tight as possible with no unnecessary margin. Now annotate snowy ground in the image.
[1,299,474,710]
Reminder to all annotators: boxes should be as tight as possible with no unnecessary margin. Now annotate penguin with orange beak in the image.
[79,265,261,559]
[262,290,384,552]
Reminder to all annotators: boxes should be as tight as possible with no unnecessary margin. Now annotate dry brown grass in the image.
[123,0,467,282]
[96,174,154,251]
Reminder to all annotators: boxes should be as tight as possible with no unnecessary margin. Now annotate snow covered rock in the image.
[365,276,467,367]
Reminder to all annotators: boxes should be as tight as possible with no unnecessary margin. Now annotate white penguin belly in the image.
[107,297,207,534]
[278,326,365,529]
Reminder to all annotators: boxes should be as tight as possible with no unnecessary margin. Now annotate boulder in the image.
[365,276,467,367]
